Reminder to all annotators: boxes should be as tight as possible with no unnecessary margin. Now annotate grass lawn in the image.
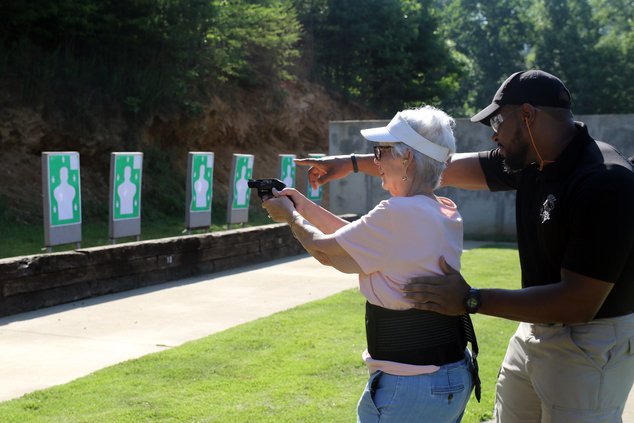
[0,213,270,259]
[0,246,520,422]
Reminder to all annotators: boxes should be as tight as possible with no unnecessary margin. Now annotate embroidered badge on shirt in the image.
[540,194,556,223]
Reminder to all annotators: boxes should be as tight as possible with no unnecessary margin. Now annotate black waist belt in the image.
[365,302,464,365]
[365,302,481,402]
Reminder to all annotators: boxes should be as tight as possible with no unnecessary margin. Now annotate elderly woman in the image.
[263,106,477,423]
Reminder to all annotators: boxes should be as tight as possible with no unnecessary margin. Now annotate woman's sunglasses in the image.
[373,145,393,161]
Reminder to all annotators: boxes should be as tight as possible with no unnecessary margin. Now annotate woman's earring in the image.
[402,158,409,181]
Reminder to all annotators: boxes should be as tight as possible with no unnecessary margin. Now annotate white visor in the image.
[360,112,450,162]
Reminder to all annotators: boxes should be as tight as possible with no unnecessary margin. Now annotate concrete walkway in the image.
[0,254,357,402]
[1,249,633,420]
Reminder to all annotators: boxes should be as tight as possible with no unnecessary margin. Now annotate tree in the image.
[434,0,532,116]
[582,0,634,113]
[205,0,301,86]
[527,0,603,113]
[302,0,464,115]
[0,0,303,116]
[0,0,217,116]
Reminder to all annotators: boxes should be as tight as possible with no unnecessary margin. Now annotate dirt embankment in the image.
[0,80,373,223]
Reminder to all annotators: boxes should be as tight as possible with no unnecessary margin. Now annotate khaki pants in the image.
[494,314,634,423]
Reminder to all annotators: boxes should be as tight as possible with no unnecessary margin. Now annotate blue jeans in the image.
[357,354,473,423]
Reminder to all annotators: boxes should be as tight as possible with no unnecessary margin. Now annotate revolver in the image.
[248,178,287,201]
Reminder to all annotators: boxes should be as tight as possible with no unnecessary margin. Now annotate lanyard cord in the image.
[526,120,554,171]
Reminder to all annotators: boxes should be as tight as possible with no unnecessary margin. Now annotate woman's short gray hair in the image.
[388,106,456,192]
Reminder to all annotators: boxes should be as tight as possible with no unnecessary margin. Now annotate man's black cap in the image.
[471,70,572,126]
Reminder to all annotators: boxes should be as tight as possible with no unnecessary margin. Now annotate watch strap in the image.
[350,154,359,173]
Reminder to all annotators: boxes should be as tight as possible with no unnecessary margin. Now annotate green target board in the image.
[190,153,214,212]
[42,151,83,250]
[186,152,214,230]
[113,154,142,220]
[279,154,296,188]
[47,152,81,226]
[232,155,253,209]
[109,152,143,241]
[227,154,254,225]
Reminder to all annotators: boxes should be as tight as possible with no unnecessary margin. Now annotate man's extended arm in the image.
[295,152,490,191]
[477,269,612,323]
[403,257,613,324]
[440,153,489,190]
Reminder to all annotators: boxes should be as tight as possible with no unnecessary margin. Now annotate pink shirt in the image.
[334,195,463,375]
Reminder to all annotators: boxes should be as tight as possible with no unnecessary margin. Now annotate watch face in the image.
[466,289,480,313]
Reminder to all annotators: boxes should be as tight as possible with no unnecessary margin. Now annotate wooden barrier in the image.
[0,216,356,317]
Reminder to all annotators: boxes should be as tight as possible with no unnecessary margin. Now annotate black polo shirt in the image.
[479,122,634,319]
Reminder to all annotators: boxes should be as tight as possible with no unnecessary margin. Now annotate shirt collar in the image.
[534,122,592,181]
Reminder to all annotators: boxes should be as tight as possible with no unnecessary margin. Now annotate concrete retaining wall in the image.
[0,219,352,317]
[329,114,634,239]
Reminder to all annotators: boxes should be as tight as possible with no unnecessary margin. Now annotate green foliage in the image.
[528,0,599,112]
[141,145,187,221]
[0,0,302,119]
[2,0,634,131]
[0,247,521,422]
[433,0,534,116]
[590,0,634,112]
[525,0,634,113]
[1,0,214,119]
[433,0,634,115]
[206,0,301,85]
[300,0,465,115]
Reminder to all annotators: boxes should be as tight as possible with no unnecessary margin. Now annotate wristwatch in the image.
[464,288,481,314]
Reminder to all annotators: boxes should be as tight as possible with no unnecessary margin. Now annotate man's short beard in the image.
[503,157,525,173]
[502,131,530,173]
